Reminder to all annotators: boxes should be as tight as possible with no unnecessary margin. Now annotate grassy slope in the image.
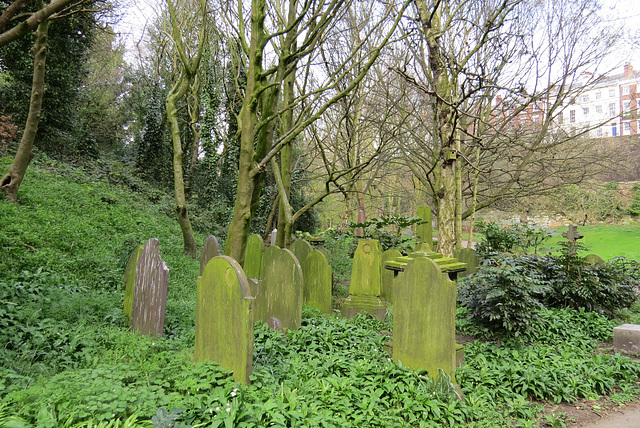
[545,225,640,260]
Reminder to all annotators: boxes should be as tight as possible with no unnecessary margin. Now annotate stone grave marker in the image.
[393,256,458,387]
[562,224,584,256]
[244,234,265,279]
[199,235,221,275]
[415,204,433,250]
[585,254,605,265]
[291,239,313,266]
[270,229,278,246]
[302,250,332,313]
[341,239,387,320]
[454,248,480,278]
[131,238,169,338]
[123,244,143,322]
[381,248,402,304]
[254,246,303,330]
[194,256,254,384]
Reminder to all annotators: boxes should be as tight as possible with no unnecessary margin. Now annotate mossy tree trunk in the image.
[165,0,207,259]
[1,4,49,202]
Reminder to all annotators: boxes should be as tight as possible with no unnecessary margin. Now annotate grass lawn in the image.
[544,224,640,260]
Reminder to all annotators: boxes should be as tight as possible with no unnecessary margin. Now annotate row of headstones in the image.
[123,235,332,383]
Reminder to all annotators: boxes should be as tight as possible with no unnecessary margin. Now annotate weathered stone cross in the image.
[562,224,584,242]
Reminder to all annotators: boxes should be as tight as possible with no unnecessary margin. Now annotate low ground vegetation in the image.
[2,160,640,427]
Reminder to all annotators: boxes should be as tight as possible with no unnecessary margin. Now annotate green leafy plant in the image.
[348,215,422,251]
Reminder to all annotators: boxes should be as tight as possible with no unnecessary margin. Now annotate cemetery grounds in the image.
[2,158,640,427]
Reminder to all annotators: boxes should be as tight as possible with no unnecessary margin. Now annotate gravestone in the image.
[195,256,254,384]
[302,250,332,313]
[341,239,387,320]
[585,254,605,265]
[270,229,278,246]
[199,235,221,275]
[614,324,640,354]
[244,234,265,279]
[393,256,458,387]
[131,238,169,338]
[381,249,402,304]
[562,224,584,256]
[415,205,433,250]
[454,248,480,278]
[123,244,143,322]
[254,246,303,330]
[291,240,313,267]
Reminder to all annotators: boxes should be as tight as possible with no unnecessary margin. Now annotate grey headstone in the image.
[200,235,221,275]
[123,244,143,322]
[291,240,313,265]
[131,238,169,338]
[454,248,480,278]
[381,249,402,304]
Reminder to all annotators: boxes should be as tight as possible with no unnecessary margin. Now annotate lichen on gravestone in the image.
[254,246,303,330]
[194,256,254,384]
[454,248,479,278]
[381,248,402,304]
[302,250,332,313]
[415,205,433,249]
[130,238,169,338]
[291,239,313,266]
[244,234,265,279]
[341,239,387,320]
[123,244,143,322]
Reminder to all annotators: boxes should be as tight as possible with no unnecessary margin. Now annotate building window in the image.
[610,88,616,97]
[582,94,589,103]
[570,110,576,123]
[595,105,602,114]
[583,107,589,117]
[624,85,631,95]
[612,123,618,136]
[624,122,631,134]
[609,103,616,116]
[623,100,631,112]
[596,91,602,100]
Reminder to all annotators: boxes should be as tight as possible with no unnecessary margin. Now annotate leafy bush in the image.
[348,215,422,252]
[475,222,555,257]
[458,255,550,335]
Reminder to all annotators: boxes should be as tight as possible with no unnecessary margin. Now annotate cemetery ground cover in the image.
[2,158,640,427]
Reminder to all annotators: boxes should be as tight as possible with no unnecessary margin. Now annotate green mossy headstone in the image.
[131,238,169,338]
[415,205,433,250]
[244,234,265,279]
[199,235,221,275]
[302,250,332,313]
[585,254,605,265]
[195,256,254,384]
[254,246,303,330]
[454,248,479,278]
[393,256,457,384]
[123,244,143,322]
[341,239,387,320]
[381,249,402,304]
[291,240,313,265]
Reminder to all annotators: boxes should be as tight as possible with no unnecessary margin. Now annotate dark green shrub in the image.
[457,255,550,335]
[349,215,421,252]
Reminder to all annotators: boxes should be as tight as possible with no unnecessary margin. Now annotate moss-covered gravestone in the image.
[415,205,433,250]
[123,244,143,322]
[199,235,221,275]
[244,234,265,279]
[454,248,480,278]
[131,238,169,338]
[393,256,458,386]
[195,256,254,384]
[585,254,605,265]
[254,246,303,330]
[381,248,402,304]
[302,250,332,313]
[341,239,387,320]
[291,240,313,266]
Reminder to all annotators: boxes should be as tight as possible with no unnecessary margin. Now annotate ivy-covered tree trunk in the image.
[0,8,49,202]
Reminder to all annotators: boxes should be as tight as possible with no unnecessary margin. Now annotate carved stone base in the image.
[341,295,387,320]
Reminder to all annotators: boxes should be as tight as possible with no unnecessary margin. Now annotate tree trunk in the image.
[166,77,198,259]
[455,140,463,250]
[1,11,49,202]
